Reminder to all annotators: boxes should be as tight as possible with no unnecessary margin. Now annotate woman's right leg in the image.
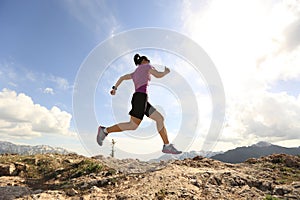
[148,110,182,154]
[148,110,169,144]
[106,116,141,133]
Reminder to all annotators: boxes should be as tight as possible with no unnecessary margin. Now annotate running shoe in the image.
[96,126,107,146]
[162,144,182,154]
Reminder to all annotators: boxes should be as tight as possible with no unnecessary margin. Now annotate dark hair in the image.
[134,54,150,66]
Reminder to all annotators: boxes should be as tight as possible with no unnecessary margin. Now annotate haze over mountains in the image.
[1,140,299,165]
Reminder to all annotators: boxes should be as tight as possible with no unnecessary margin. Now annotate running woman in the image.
[97,54,182,154]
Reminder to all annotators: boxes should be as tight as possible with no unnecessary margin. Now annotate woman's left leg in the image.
[106,116,142,133]
[97,116,141,146]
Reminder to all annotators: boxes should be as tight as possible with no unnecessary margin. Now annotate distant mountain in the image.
[149,150,222,162]
[0,141,72,155]
[211,141,300,163]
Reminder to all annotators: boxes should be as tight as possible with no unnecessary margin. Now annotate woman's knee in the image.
[156,114,164,123]
[128,121,139,130]
[150,111,164,123]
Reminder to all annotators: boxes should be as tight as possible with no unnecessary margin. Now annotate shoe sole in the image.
[96,126,104,146]
[162,150,182,154]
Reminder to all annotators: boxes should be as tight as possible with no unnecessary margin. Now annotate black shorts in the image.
[129,92,156,120]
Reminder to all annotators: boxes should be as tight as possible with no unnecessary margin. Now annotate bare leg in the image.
[149,110,169,145]
[106,116,141,133]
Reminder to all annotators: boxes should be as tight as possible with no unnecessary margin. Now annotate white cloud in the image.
[43,87,54,95]
[181,0,300,90]
[0,89,75,139]
[258,45,300,82]
[49,75,71,90]
[8,82,17,87]
[0,60,72,93]
[180,0,300,149]
[224,91,300,140]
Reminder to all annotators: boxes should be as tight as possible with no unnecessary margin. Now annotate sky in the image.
[0,0,300,160]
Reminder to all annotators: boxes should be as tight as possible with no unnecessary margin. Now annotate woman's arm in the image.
[110,73,132,95]
[149,66,170,78]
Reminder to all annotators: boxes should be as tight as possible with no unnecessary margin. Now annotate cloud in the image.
[180,0,300,149]
[49,75,71,90]
[0,89,75,139]
[283,17,300,52]
[257,46,300,82]
[181,0,300,85]
[0,60,72,93]
[43,87,54,95]
[225,91,300,139]
[63,0,120,38]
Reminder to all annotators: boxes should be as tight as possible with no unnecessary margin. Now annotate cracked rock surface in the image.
[0,153,299,199]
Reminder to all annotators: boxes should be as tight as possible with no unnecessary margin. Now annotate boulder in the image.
[0,164,17,176]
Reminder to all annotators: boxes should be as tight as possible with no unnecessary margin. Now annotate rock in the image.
[284,157,299,168]
[245,158,257,164]
[0,164,16,176]
[248,179,273,191]
[0,186,31,199]
[30,190,65,199]
[273,185,292,196]
[13,162,27,175]
[97,179,110,187]
[90,186,102,193]
[33,189,43,194]
[190,178,202,188]
[192,156,204,161]
[265,154,300,168]
[291,181,300,189]
[0,153,299,199]
[208,175,223,186]
[63,159,74,164]
[66,188,79,196]
[228,176,246,187]
[115,193,129,200]
[79,181,89,190]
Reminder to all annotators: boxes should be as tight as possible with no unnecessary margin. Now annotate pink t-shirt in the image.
[131,64,153,93]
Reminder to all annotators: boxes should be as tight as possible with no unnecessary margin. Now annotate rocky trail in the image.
[0,153,299,199]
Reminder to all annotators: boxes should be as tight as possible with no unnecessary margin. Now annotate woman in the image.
[97,54,182,154]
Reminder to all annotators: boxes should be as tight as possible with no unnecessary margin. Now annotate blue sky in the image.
[1,0,300,160]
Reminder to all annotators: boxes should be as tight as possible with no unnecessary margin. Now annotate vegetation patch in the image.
[264,195,281,200]
[0,153,108,190]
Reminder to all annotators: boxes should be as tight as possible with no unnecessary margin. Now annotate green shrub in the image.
[264,195,281,200]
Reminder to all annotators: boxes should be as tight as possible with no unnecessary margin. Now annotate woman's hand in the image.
[149,67,170,78]
[110,89,116,95]
[164,66,170,74]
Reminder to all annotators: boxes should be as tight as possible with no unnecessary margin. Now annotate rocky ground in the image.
[0,153,299,200]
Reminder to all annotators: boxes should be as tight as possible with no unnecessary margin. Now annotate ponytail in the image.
[134,54,141,66]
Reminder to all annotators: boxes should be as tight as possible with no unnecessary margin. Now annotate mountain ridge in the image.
[211,141,300,163]
[0,141,72,155]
